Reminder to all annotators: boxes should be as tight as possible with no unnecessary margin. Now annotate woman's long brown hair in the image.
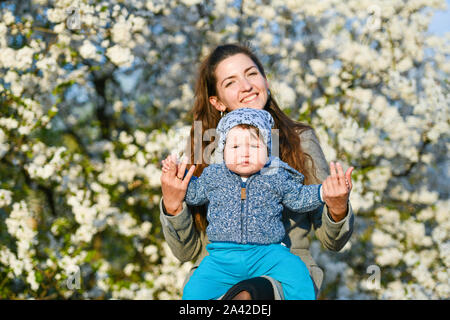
[187,44,319,232]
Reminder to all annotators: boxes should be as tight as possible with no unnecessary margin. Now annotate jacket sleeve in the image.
[300,129,355,251]
[280,173,324,213]
[159,199,205,263]
[185,172,209,206]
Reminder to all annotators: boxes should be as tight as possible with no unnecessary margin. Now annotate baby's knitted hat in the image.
[216,108,274,161]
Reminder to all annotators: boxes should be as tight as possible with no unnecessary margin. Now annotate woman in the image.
[159,44,354,299]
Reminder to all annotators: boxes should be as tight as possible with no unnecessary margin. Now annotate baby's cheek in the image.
[254,150,268,167]
[255,161,266,172]
[225,163,238,173]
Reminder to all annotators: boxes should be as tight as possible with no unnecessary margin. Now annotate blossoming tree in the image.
[0,0,448,299]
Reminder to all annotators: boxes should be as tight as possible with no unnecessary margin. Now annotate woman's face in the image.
[209,53,269,112]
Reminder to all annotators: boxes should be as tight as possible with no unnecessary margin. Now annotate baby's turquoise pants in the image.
[182,242,315,300]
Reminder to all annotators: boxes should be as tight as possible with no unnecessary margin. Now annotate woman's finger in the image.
[329,162,337,178]
[182,165,196,188]
[336,162,345,181]
[162,159,171,169]
[336,162,348,191]
[322,178,330,199]
[345,167,354,191]
[329,162,341,191]
[177,156,188,179]
[163,154,174,163]
[164,155,178,178]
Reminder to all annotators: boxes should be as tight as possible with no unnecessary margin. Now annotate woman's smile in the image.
[241,92,259,103]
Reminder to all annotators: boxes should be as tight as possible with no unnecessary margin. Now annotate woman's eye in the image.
[248,72,258,76]
[225,81,234,88]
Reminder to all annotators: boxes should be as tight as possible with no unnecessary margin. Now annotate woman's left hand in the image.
[322,162,354,222]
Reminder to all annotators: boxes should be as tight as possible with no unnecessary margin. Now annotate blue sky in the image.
[428,0,450,36]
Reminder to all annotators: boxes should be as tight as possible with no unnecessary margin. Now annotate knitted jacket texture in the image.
[185,157,324,244]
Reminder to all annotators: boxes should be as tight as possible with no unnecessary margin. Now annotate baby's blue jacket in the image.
[185,157,324,245]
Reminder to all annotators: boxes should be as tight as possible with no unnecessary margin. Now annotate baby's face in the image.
[223,126,268,178]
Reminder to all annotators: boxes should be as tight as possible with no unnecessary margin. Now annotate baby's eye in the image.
[251,144,260,148]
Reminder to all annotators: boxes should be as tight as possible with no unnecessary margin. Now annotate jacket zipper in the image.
[240,180,246,244]
[240,175,256,244]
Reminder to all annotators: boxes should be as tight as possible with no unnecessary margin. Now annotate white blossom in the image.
[106,45,134,67]
[0,189,12,207]
[0,129,9,158]
[271,81,296,109]
[111,19,132,46]
[376,248,403,266]
[180,0,202,6]
[79,40,100,60]
[309,59,328,77]
[47,8,66,23]
[372,229,396,248]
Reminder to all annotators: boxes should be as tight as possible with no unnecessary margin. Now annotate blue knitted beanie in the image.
[216,108,274,161]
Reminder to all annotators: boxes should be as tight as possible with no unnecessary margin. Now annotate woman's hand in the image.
[322,162,354,222]
[160,154,196,216]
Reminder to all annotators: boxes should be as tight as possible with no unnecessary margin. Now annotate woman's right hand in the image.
[160,154,196,215]
[322,162,354,222]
